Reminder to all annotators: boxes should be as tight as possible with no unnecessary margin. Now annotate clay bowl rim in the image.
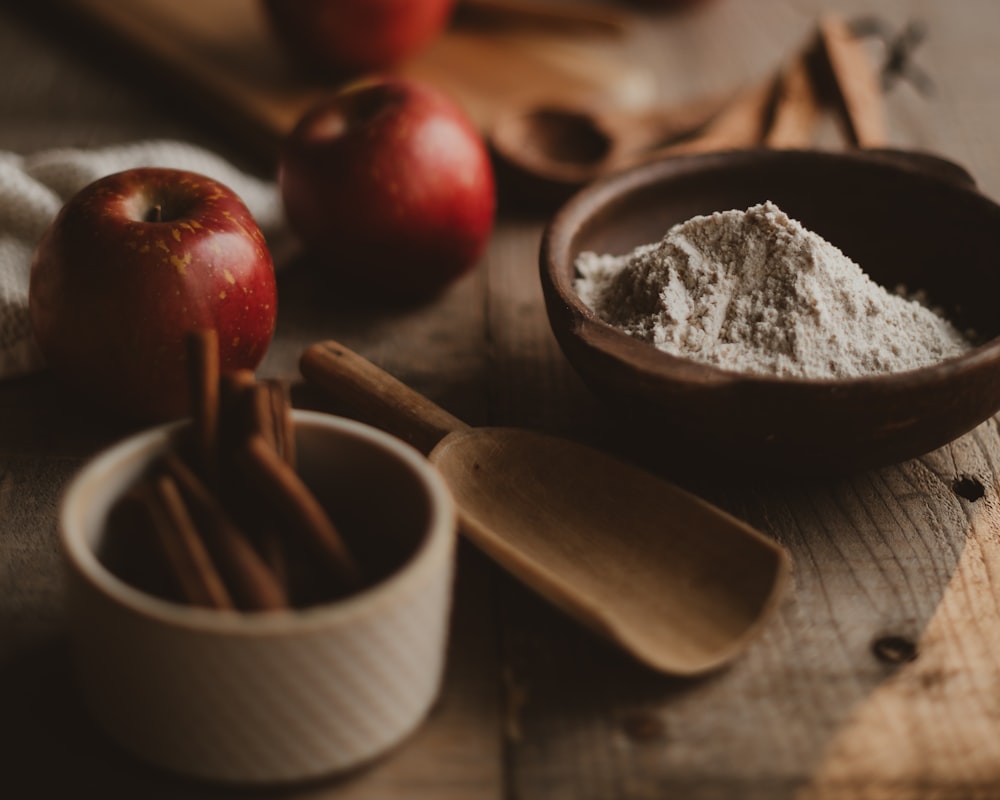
[540,147,1000,394]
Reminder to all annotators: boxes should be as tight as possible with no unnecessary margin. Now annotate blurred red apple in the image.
[29,167,278,421]
[261,0,457,76]
[278,77,495,297]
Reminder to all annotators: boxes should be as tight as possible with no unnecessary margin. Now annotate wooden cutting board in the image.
[61,0,656,164]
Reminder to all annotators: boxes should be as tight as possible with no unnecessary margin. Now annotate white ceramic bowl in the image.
[60,410,456,785]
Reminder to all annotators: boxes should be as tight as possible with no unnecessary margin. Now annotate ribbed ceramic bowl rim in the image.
[61,409,456,636]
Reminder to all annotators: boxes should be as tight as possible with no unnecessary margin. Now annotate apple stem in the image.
[146,204,163,223]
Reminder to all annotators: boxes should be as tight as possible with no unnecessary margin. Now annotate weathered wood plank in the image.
[488,1,1000,798]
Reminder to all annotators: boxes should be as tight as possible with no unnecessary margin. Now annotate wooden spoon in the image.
[300,341,790,676]
[489,12,890,193]
[489,79,773,190]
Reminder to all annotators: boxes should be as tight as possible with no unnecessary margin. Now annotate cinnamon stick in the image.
[215,373,294,583]
[242,380,293,464]
[185,329,220,484]
[234,433,363,594]
[658,76,778,158]
[764,53,822,148]
[816,13,888,148]
[163,451,289,611]
[264,380,296,469]
[139,472,234,610]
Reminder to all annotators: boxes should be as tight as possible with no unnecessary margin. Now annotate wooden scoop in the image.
[300,341,790,676]
[489,85,767,190]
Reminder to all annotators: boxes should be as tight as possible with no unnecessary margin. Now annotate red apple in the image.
[261,0,457,76]
[278,77,495,297]
[29,167,278,421]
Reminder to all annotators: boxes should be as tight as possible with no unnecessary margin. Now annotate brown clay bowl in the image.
[540,148,1000,474]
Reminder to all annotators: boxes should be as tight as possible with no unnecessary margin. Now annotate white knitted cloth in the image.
[0,140,288,378]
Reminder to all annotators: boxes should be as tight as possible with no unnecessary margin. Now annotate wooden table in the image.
[3,1,1000,797]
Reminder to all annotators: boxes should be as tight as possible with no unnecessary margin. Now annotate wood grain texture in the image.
[2,0,1000,797]
[488,2,1000,799]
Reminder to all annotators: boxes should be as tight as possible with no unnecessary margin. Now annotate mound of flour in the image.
[575,201,969,378]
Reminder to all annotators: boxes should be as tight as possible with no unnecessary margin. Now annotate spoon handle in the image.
[300,340,469,455]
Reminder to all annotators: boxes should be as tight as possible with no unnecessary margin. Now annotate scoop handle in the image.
[299,340,469,455]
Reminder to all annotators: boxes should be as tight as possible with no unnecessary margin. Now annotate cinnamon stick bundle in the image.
[109,330,363,611]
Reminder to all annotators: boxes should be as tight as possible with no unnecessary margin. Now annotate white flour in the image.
[575,201,969,379]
